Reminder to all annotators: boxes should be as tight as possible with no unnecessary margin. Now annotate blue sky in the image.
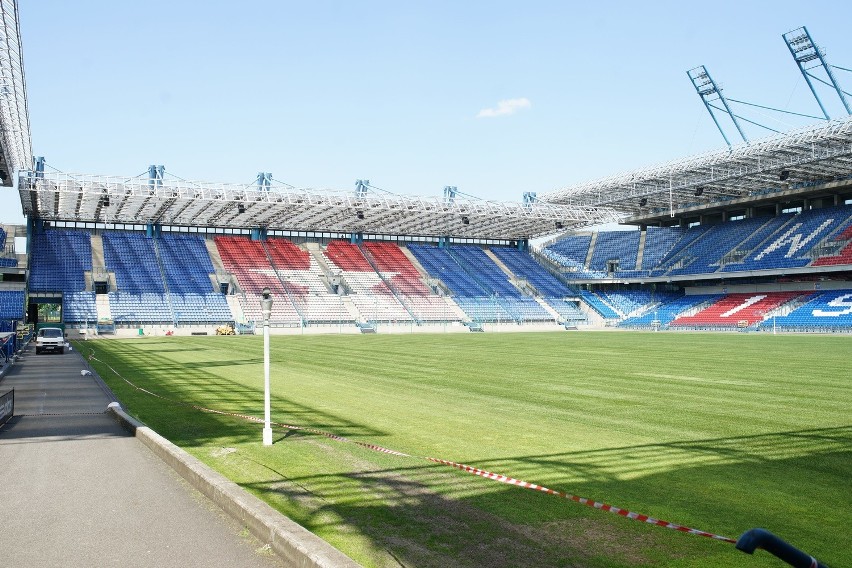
[2,0,852,225]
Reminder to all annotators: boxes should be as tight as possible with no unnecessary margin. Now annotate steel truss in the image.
[541,116,852,217]
[16,171,623,239]
[0,0,31,182]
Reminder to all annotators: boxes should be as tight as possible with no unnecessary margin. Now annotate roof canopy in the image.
[0,0,32,184]
[541,116,852,219]
[17,171,623,239]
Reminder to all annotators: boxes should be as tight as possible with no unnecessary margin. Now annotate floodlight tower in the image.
[782,26,851,118]
[687,66,749,148]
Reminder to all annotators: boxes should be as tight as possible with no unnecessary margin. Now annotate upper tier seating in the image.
[650,225,713,276]
[758,290,852,331]
[812,220,852,267]
[731,206,852,271]
[641,227,684,270]
[666,216,774,276]
[265,238,351,323]
[589,231,641,271]
[324,241,412,322]
[718,215,793,272]
[0,228,16,267]
[547,235,592,264]
[669,292,803,328]
[0,290,25,319]
[29,229,92,292]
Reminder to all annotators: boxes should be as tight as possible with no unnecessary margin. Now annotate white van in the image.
[36,327,66,355]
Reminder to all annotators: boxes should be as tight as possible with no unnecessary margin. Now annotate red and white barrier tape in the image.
[88,351,735,544]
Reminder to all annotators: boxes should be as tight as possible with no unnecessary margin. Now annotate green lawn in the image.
[79,332,851,568]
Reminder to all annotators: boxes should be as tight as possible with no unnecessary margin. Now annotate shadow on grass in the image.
[82,339,390,445]
[234,426,850,568]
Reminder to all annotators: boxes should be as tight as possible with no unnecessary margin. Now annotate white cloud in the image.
[476,97,531,118]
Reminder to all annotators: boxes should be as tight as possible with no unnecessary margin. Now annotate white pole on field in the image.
[261,287,273,446]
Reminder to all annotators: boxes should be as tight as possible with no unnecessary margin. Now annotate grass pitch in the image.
[79,332,850,568]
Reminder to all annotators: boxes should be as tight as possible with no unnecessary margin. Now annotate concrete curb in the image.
[107,402,362,568]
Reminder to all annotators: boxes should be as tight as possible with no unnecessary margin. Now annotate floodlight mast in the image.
[687,66,749,148]
[783,26,852,118]
[261,287,273,446]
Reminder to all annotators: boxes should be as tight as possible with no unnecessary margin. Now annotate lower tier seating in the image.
[670,292,803,328]
[758,290,852,331]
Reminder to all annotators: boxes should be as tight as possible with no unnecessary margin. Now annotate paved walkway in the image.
[0,344,286,568]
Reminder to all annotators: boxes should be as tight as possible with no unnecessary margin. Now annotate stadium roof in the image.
[15,171,623,239]
[540,116,852,221]
[0,0,32,184]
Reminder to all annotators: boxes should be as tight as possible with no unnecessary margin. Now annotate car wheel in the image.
[36,348,41,354]
[59,348,65,355]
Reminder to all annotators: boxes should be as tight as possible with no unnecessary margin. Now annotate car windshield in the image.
[40,329,63,338]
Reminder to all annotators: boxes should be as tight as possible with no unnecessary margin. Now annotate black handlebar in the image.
[736,528,827,568]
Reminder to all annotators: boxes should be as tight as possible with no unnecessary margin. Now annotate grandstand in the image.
[0,6,849,338]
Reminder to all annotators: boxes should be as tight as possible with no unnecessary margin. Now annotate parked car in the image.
[35,327,66,355]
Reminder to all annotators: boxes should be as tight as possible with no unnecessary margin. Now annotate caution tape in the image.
[87,350,736,544]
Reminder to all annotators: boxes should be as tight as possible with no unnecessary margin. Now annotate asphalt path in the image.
[0,343,286,568]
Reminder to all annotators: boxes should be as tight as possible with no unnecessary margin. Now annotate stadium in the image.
[0,2,849,567]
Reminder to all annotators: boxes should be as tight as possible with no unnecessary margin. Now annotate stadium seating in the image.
[579,290,620,319]
[29,229,92,292]
[107,291,174,324]
[362,241,455,322]
[490,247,584,322]
[63,291,97,324]
[589,231,641,271]
[812,222,852,267]
[666,216,773,276]
[103,231,166,294]
[718,215,793,272]
[324,241,412,323]
[669,292,803,328]
[489,247,576,297]
[547,234,592,265]
[215,236,300,323]
[650,225,713,276]
[619,293,717,328]
[0,228,16,267]
[265,238,352,323]
[733,206,852,271]
[408,244,553,323]
[640,227,684,270]
[758,289,852,331]
[103,231,173,323]
[158,233,217,294]
[170,293,232,323]
[0,290,25,320]
[595,290,654,316]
